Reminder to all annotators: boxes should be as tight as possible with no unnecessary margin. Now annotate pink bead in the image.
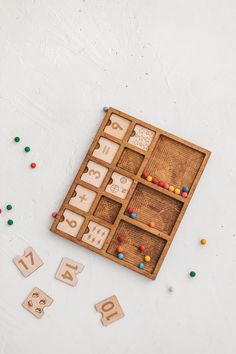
[181,192,188,198]
[163,182,169,189]
[52,211,58,218]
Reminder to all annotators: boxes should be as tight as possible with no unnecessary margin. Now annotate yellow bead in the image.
[200,239,207,245]
[169,186,175,192]
[146,176,153,182]
[174,188,180,195]
[144,255,151,262]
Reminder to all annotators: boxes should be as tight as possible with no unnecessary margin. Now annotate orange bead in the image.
[117,246,123,253]
[149,221,155,228]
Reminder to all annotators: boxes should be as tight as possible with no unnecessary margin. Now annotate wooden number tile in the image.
[69,185,97,212]
[104,114,131,140]
[81,161,108,188]
[105,172,133,199]
[57,209,85,237]
[95,295,124,326]
[13,247,43,278]
[55,257,84,286]
[128,124,155,151]
[22,287,53,319]
[82,221,110,249]
[92,137,119,163]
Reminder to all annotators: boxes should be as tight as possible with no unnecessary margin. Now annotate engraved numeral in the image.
[111,122,123,130]
[66,219,77,228]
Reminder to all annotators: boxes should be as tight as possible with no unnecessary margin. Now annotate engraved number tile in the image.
[82,221,110,249]
[57,209,85,237]
[104,114,131,140]
[69,185,97,212]
[105,172,133,199]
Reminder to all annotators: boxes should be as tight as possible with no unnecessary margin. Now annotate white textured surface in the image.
[0,1,236,354]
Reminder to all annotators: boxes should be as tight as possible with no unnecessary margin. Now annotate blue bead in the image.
[138,263,145,269]
[130,212,137,219]
[117,253,124,260]
[182,186,189,193]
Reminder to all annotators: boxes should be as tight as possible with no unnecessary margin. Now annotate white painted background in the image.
[0,1,236,353]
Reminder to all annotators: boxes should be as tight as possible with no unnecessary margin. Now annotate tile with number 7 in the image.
[55,257,84,286]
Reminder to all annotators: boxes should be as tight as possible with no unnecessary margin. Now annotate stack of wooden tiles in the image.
[51,108,210,280]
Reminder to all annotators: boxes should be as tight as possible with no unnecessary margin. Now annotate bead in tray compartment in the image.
[69,185,97,212]
[105,172,133,199]
[57,209,85,237]
[104,114,131,139]
[128,124,155,151]
[82,221,110,249]
[92,137,120,163]
[81,160,108,188]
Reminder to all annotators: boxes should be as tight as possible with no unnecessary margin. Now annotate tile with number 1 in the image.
[13,247,43,277]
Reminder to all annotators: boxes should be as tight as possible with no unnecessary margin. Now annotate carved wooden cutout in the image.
[13,247,43,277]
[22,287,53,319]
[105,172,133,199]
[55,257,84,286]
[104,114,131,139]
[82,221,109,249]
[92,137,119,163]
[128,124,155,151]
[81,161,108,188]
[57,209,85,237]
[69,185,97,212]
[95,295,124,326]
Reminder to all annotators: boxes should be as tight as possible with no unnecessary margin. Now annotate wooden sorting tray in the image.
[51,108,211,280]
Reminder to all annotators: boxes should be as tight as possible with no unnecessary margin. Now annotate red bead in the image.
[117,235,125,242]
[31,162,36,169]
[139,244,145,252]
[163,182,169,189]
[0,209,2,214]
[152,177,159,184]
[158,181,165,188]
[142,171,149,178]
[127,207,134,214]
[52,211,58,218]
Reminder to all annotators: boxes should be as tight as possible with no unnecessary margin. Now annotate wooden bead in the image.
[149,221,155,228]
[117,253,124,260]
[158,181,165,188]
[146,175,152,182]
[200,239,207,245]
[163,182,169,189]
[142,171,149,178]
[117,246,123,253]
[130,212,137,219]
[182,186,190,193]
[117,235,125,242]
[181,192,188,198]
[152,177,159,184]
[139,245,145,252]
[144,255,151,262]
[169,186,175,192]
[127,207,134,214]
[138,263,145,269]
[190,271,196,277]
[52,211,58,218]
[174,188,180,195]
[31,162,36,169]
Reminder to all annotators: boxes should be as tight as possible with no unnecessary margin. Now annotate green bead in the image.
[25,146,30,152]
[190,271,196,277]
[14,136,20,142]
[7,219,13,225]
[6,204,12,210]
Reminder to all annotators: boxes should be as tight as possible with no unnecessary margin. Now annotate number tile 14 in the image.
[55,257,84,286]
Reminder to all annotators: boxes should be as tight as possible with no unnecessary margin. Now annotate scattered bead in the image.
[174,188,180,195]
[139,245,145,252]
[149,221,155,228]
[152,177,159,184]
[117,253,124,260]
[163,182,169,189]
[182,186,190,193]
[7,219,13,225]
[51,211,58,218]
[0,209,2,214]
[158,181,165,188]
[117,235,125,242]
[169,186,175,192]
[190,271,196,277]
[24,146,30,152]
[103,106,109,112]
[127,207,134,214]
[14,136,20,142]
[181,192,188,198]
[138,263,145,269]
[117,246,123,253]
[30,162,36,169]
[146,175,152,182]
[6,204,12,210]
[168,286,174,292]
[144,255,151,262]
[142,171,149,178]
[129,212,137,219]
[200,239,207,245]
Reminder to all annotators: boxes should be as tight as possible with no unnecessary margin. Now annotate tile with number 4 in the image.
[95,295,125,326]
[13,247,43,277]
[55,257,84,286]
[22,287,53,319]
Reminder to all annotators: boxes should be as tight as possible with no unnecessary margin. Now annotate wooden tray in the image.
[51,108,211,280]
